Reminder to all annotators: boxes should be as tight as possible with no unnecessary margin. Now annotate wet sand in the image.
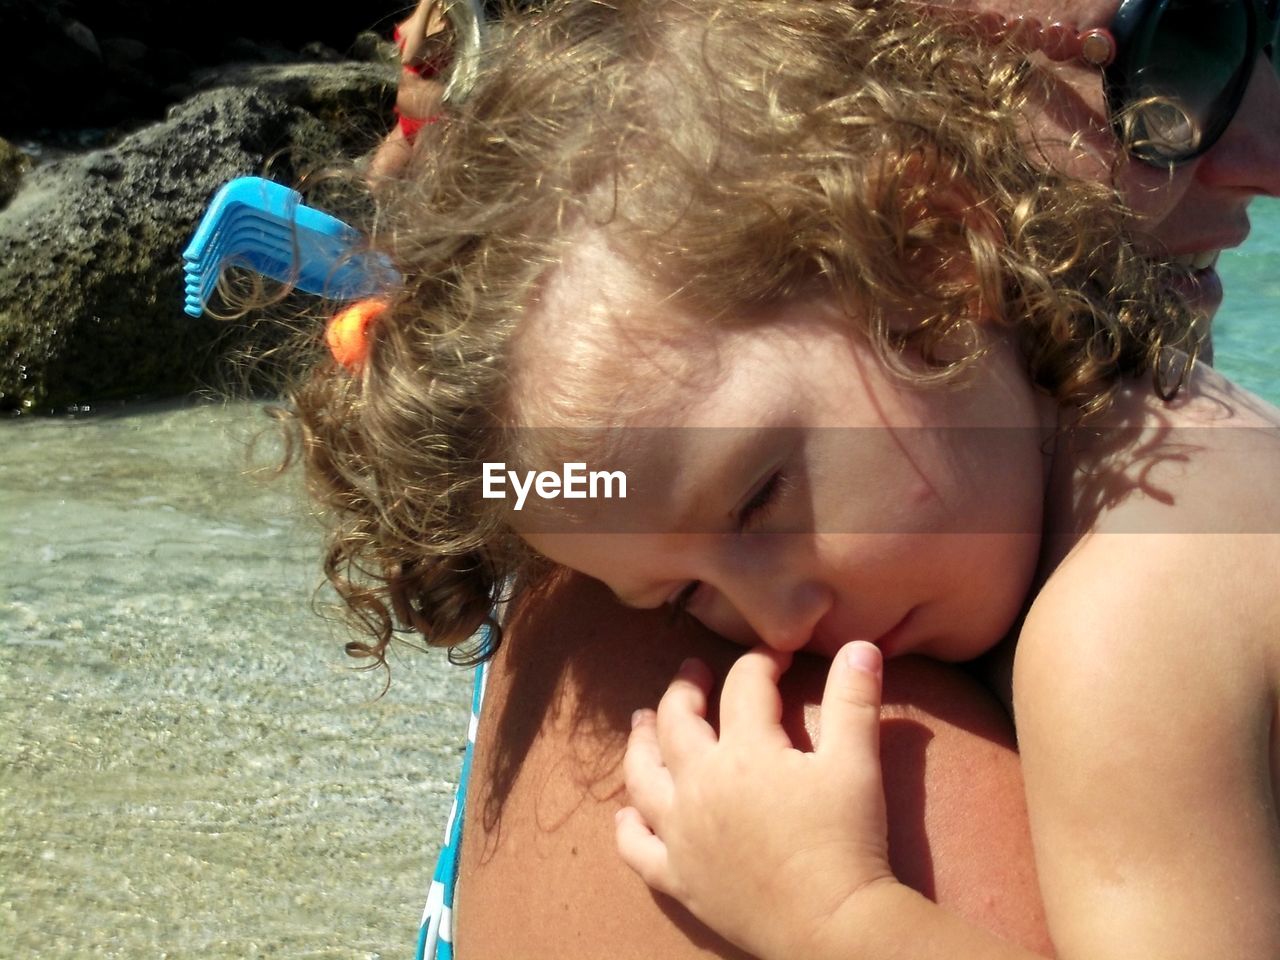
[1,400,472,958]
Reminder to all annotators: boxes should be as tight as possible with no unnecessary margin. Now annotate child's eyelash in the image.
[737,470,784,531]
[667,470,785,624]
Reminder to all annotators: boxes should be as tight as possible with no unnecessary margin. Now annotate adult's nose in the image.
[1195,55,1280,197]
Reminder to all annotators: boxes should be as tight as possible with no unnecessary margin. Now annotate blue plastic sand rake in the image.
[182,177,399,317]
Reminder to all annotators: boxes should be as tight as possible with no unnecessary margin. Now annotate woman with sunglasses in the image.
[971,0,1280,357]
[440,1,1279,957]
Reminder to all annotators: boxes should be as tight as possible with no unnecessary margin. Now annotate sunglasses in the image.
[975,0,1280,166]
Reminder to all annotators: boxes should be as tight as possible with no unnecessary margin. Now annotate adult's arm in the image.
[456,572,1051,958]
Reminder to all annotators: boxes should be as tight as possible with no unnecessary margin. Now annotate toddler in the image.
[287,1,1280,958]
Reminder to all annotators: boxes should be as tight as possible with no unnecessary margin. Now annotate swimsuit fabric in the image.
[415,657,489,960]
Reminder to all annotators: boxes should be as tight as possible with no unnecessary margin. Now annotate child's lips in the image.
[811,607,916,659]
[870,607,917,658]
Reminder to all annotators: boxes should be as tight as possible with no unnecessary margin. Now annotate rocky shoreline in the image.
[0,0,407,413]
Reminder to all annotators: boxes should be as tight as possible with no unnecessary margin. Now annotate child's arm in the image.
[616,643,1045,960]
[619,604,1280,960]
[1010,535,1280,960]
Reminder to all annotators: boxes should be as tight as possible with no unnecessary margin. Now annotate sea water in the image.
[2,198,1278,958]
[1215,196,1280,399]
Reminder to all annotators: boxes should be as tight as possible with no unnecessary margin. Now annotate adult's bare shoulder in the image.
[455,572,1052,958]
[456,572,750,959]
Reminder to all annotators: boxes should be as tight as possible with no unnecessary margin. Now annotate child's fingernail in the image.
[631,709,646,729]
[844,642,882,677]
[677,657,699,676]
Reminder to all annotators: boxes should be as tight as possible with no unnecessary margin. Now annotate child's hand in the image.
[616,642,896,960]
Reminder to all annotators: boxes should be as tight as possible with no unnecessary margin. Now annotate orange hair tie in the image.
[326,298,388,371]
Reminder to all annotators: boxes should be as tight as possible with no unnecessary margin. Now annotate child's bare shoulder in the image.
[1011,418,1280,955]
[1077,365,1280,537]
[1012,533,1280,956]
[1017,530,1279,704]
[1017,363,1280,748]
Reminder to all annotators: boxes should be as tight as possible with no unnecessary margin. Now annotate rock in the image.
[222,36,298,66]
[299,41,345,63]
[0,60,394,413]
[152,46,196,85]
[0,0,406,134]
[192,61,397,151]
[100,35,150,67]
[62,19,102,59]
[0,139,32,209]
[351,30,397,65]
[0,0,86,133]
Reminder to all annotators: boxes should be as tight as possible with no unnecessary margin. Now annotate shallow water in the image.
[2,198,1278,959]
[1215,197,1280,402]
[1,401,472,958]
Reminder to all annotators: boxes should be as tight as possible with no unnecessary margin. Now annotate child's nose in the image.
[716,576,832,653]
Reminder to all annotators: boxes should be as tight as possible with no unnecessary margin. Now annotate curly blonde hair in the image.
[288,0,1198,667]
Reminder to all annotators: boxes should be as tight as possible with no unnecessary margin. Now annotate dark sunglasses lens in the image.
[1124,0,1250,161]
[1269,1,1280,73]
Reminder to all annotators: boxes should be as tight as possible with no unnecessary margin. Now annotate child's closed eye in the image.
[737,469,785,532]
[667,469,788,623]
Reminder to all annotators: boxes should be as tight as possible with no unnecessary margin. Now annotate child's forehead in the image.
[511,234,713,427]
[528,234,661,339]
[512,233,883,433]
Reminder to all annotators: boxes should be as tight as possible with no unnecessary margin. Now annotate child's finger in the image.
[655,658,718,773]
[614,805,674,897]
[623,708,674,823]
[816,641,884,762]
[718,646,793,749]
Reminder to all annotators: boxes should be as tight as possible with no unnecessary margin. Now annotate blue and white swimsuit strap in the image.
[415,655,489,960]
